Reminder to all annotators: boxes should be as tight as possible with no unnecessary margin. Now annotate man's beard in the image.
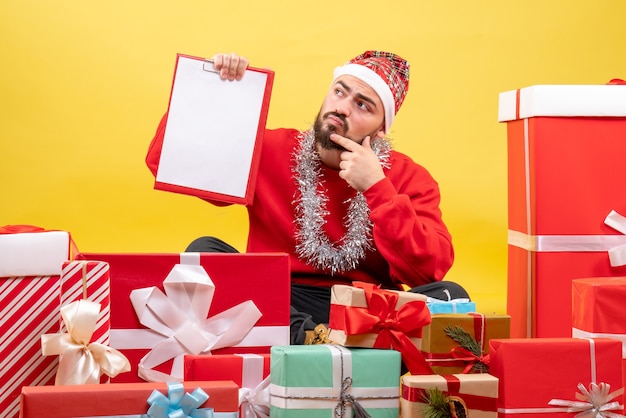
[313,111,349,151]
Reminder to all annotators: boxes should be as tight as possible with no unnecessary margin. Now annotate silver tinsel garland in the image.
[292,129,392,275]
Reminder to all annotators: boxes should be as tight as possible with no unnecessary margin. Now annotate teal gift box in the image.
[270,345,401,418]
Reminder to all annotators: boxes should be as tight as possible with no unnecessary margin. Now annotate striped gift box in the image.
[60,260,110,346]
[0,227,70,418]
[0,276,61,418]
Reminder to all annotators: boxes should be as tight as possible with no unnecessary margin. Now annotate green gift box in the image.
[270,345,401,418]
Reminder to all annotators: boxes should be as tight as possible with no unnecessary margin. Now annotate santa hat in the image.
[332,50,410,133]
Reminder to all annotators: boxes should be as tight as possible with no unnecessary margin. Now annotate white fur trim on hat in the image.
[333,63,395,133]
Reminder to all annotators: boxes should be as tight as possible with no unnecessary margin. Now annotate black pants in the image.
[186,236,470,345]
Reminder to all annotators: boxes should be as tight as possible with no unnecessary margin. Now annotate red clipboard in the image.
[154,53,274,205]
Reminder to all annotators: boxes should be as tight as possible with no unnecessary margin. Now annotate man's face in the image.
[314,75,386,151]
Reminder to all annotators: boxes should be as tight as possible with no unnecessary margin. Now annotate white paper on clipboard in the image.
[155,54,273,205]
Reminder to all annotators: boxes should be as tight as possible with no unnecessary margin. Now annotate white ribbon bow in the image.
[549,382,625,418]
[130,263,262,382]
[41,299,131,385]
[605,210,626,267]
[239,376,271,418]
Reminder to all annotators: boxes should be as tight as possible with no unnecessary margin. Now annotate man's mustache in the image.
[323,112,348,131]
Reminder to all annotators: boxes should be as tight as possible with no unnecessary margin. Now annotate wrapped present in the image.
[41,299,130,385]
[0,225,71,277]
[270,345,401,418]
[572,277,626,391]
[328,281,432,375]
[0,226,72,418]
[499,84,626,338]
[489,337,624,417]
[75,252,290,383]
[20,380,239,418]
[421,313,510,374]
[427,298,477,314]
[60,260,110,345]
[185,353,270,418]
[401,373,498,418]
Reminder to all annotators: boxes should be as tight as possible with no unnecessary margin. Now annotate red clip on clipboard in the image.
[154,53,274,205]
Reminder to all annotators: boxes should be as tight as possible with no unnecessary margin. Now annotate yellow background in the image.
[3,1,625,315]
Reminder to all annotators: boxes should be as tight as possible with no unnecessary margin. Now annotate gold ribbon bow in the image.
[41,299,130,385]
[549,382,625,418]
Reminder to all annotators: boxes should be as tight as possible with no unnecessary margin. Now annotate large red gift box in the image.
[490,337,624,417]
[499,84,626,338]
[75,252,290,382]
[0,226,71,418]
[20,380,239,417]
[572,277,626,390]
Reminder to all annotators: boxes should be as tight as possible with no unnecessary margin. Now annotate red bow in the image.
[342,282,433,375]
[450,346,490,374]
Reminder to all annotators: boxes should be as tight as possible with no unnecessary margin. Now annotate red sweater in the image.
[146,117,453,290]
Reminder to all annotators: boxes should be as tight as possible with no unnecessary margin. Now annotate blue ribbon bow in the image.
[146,382,214,418]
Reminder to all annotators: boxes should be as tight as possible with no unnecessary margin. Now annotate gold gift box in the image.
[421,313,510,374]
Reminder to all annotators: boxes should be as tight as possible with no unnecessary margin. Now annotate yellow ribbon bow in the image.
[41,299,130,385]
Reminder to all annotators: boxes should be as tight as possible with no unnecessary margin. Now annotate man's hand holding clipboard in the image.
[153,53,274,206]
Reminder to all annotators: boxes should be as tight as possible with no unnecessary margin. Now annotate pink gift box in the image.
[76,252,290,382]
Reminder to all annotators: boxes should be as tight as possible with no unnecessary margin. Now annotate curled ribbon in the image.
[41,299,130,385]
[342,282,432,375]
[239,376,271,418]
[449,346,490,374]
[549,382,625,418]
[147,382,213,418]
[130,263,263,382]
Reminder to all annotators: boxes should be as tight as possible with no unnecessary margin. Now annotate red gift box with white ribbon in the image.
[0,226,71,418]
[572,277,626,394]
[490,337,624,417]
[76,252,290,383]
[184,353,271,418]
[499,84,626,338]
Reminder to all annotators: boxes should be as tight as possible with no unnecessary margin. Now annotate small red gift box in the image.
[572,277,626,391]
[19,380,239,418]
[490,337,624,417]
[75,252,290,382]
[0,226,72,418]
[184,353,270,387]
[185,353,270,418]
[499,84,626,338]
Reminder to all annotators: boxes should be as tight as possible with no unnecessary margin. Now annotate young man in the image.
[146,51,468,344]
